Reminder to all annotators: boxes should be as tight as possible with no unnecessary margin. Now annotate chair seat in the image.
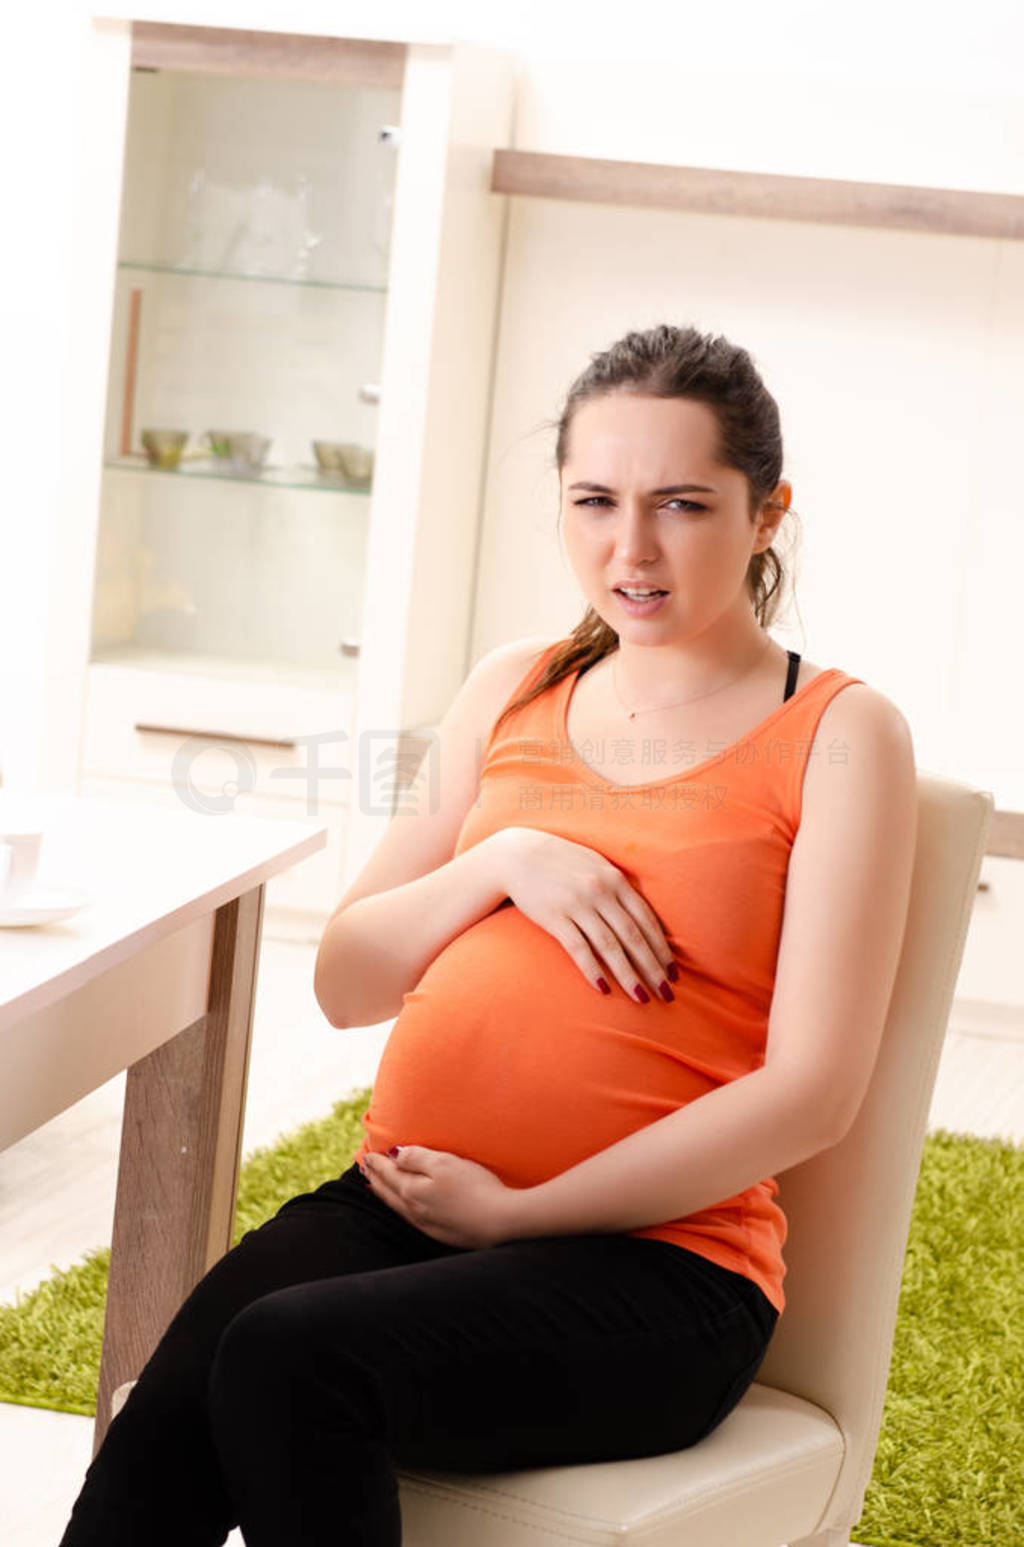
[395,1382,845,1547]
[109,1376,843,1545]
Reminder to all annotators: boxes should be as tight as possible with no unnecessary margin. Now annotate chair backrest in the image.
[757,771,993,1535]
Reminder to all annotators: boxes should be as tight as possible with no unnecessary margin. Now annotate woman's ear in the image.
[755,480,792,550]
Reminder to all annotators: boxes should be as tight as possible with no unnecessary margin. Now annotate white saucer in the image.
[0,886,92,928]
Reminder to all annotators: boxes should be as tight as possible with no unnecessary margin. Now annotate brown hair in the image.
[491,322,798,739]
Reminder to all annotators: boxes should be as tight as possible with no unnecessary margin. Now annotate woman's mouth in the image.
[612,587,669,617]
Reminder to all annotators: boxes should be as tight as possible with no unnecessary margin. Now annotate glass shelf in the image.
[118,260,387,294]
[105,456,373,495]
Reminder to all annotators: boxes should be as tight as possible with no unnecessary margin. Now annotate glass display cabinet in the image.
[91,66,398,677]
[78,26,515,931]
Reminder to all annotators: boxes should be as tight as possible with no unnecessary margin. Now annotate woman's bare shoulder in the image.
[802,678,916,820]
[485,634,563,670]
[471,635,563,696]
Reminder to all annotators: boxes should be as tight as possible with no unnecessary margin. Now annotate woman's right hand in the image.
[491,827,677,1004]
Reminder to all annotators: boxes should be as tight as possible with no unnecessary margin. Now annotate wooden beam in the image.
[492,147,1024,242]
[987,808,1024,861]
[131,22,406,89]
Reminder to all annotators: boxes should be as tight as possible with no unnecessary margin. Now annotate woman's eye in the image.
[572,496,706,513]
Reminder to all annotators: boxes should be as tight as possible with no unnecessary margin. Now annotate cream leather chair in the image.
[113,772,993,1547]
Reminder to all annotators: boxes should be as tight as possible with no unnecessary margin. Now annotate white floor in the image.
[2,933,1022,1547]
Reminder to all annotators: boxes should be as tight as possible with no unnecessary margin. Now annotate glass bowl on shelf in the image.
[140,429,189,470]
[180,430,273,474]
[312,440,374,488]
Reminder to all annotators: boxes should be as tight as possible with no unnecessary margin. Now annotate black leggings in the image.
[59,1161,779,1547]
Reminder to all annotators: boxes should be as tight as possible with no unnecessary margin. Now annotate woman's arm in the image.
[499,683,918,1238]
[314,834,511,1028]
[314,636,556,1029]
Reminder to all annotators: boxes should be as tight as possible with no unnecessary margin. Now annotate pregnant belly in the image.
[359,906,718,1191]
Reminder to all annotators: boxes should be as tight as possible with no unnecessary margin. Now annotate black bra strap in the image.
[784,649,801,702]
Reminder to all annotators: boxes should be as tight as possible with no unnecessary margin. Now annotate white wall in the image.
[1,11,131,793]
[471,10,1023,808]
[2,1,1022,805]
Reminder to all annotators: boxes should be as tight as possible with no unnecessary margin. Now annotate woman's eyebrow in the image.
[567,480,719,495]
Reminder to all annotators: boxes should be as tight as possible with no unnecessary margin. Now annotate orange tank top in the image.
[355,641,866,1316]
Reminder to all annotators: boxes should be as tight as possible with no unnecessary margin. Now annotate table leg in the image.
[92,884,265,1455]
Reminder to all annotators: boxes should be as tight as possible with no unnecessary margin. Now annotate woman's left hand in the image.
[362,1146,519,1250]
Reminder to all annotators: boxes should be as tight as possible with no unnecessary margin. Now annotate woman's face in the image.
[559,392,787,644]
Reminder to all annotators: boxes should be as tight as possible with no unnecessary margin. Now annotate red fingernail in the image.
[666,961,679,982]
[597,977,611,995]
[634,984,650,1004]
[659,980,675,1003]
[387,1145,400,1157]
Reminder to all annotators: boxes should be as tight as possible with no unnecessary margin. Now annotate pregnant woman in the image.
[59,322,917,1546]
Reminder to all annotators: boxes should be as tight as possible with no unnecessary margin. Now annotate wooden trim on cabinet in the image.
[491,148,1024,242]
[131,22,407,88]
[987,808,1024,861]
[120,287,142,458]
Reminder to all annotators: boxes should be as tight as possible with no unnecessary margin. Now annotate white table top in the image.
[0,792,327,1032]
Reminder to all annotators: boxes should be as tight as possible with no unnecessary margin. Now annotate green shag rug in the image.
[1,1096,1021,1547]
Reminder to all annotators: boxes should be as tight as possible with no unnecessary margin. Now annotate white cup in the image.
[0,829,43,904]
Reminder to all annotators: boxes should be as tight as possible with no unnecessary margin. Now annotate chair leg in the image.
[787,1530,851,1546]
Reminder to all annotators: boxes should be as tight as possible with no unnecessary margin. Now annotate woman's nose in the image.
[614,511,660,562]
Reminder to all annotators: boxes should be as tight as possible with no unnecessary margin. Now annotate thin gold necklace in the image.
[610,636,776,721]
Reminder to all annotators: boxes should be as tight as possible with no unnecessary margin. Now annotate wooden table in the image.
[0,792,327,1455]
